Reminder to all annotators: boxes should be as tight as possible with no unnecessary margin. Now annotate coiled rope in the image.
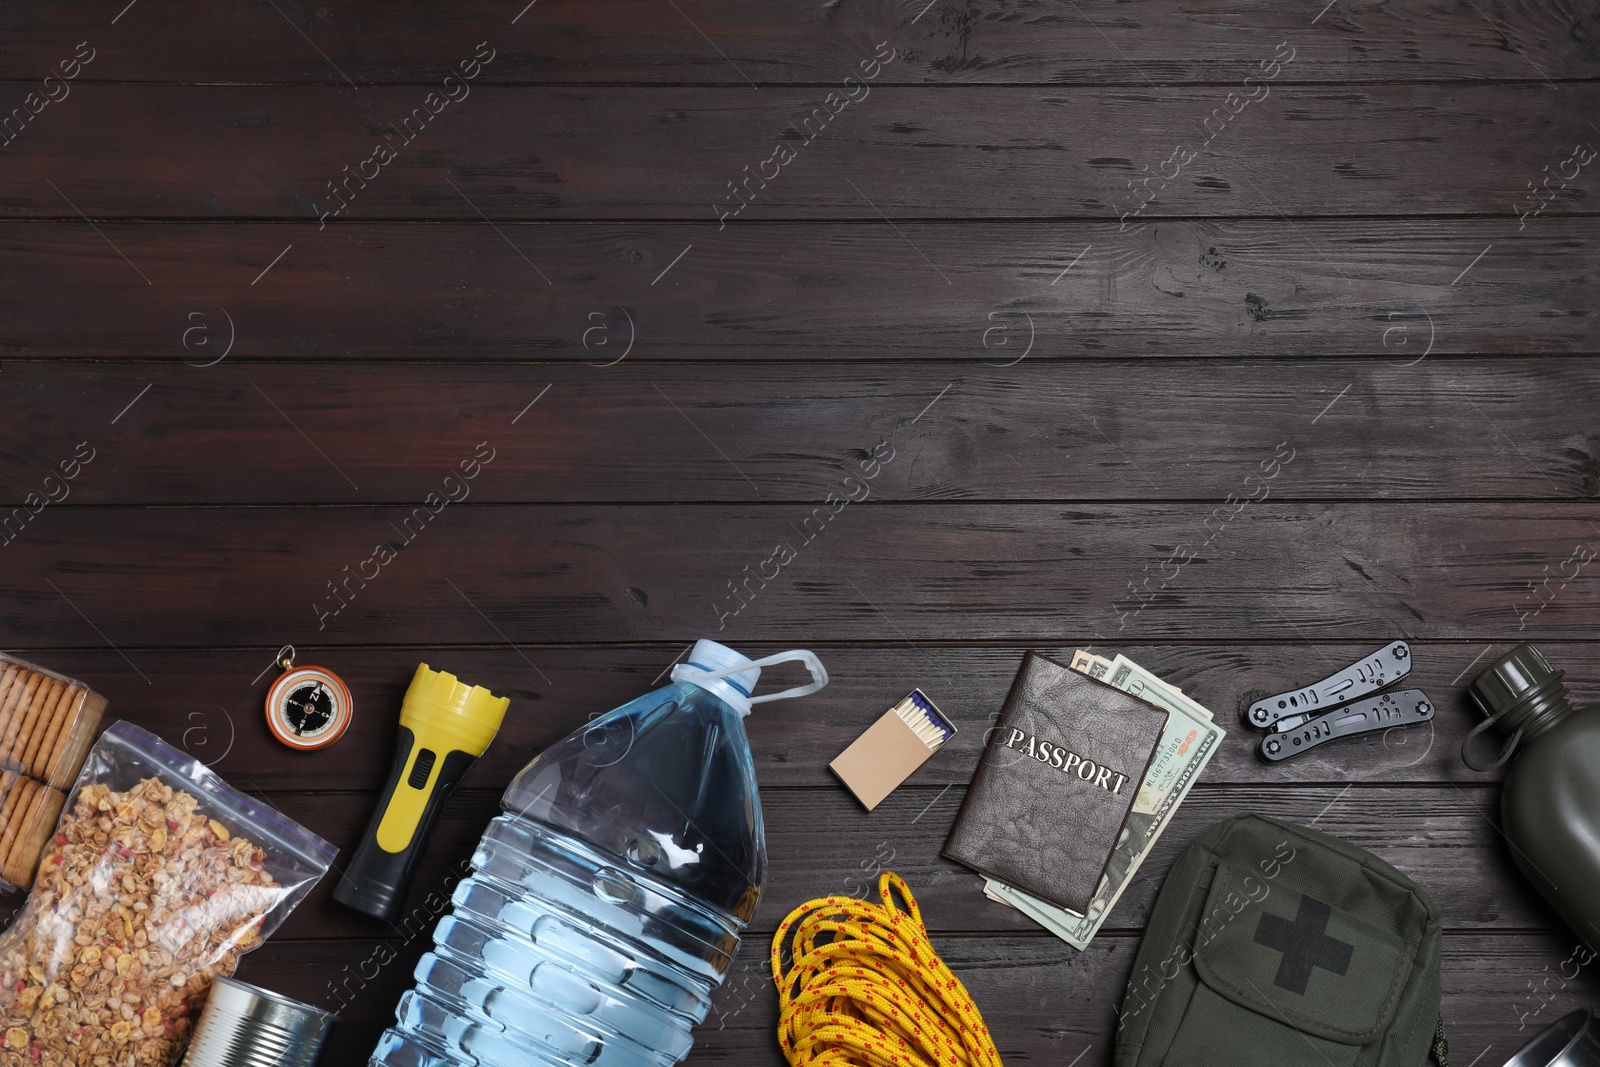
[770,870,1004,1067]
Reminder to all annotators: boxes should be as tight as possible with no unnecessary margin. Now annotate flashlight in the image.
[333,664,510,922]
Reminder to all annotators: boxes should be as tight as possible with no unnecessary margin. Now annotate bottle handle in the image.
[673,650,829,714]
[1460,713,1522,772]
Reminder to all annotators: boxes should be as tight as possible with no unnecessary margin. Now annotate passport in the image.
[942,651,1170,913]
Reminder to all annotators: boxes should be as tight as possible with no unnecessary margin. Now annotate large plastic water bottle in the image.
[370,640,829,1067]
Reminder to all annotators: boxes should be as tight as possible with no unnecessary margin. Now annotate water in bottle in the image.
[369,640,829,1067]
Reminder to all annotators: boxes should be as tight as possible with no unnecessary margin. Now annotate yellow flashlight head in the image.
[400,663,510,758]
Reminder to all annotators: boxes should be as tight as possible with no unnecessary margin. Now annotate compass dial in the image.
[266,666,353,751]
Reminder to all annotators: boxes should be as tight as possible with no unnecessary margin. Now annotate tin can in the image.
[180,976,337,1067]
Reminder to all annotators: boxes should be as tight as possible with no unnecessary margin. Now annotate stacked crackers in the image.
[0,656,106,888]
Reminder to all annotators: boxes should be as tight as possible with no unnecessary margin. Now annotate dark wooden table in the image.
[3,1,1600,1063]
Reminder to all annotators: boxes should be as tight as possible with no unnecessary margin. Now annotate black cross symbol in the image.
[1253,894,1354,995]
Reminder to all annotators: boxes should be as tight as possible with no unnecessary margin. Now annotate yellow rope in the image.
[770,871,1004,1067]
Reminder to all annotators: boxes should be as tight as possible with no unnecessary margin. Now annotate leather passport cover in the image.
[942,651,1169,913]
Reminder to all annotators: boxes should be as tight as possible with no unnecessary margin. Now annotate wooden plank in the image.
[5,643,1585,791]
[3,84,1595,219]
[5,0,1598,85]
[758,784,1564,938]
[1,360,1597,503]
[0,5,1587,1066]
[219,931,1600,1065]
[2,504,1599,645]
[145,782,1559,943]
[3,219,1594,363]
[701,931,1600,1065]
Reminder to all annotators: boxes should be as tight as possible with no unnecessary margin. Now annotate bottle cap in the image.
[1468,643,1564,728]
[671,642,829,716]
[676,640,762,715]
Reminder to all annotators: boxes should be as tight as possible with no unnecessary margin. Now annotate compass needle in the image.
[265,650,353,751]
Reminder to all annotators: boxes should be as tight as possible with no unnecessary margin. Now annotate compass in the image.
[265,646,353,751]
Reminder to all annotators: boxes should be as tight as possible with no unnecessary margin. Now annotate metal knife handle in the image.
[1247,640,1412,729]
[1259,688,1434,761]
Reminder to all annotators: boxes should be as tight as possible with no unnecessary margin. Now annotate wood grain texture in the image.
[5,780,1533,940]
[3,84,1596,219]
[0,361,1597,504]
[4,0,1599,85]
[150,783,1561,942]
[2,219,1597,362]
[707,931,1600,1066]
[7,643,1592,790]
[217,931,1600,1065]
[0,777,1568,1056]
[3,504,1599,645]
[2,0,1596,1056]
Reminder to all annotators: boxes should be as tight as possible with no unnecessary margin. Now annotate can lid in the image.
[200,975,338,1036]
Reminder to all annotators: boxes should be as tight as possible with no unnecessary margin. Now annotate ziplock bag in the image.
[0,721,335,1066]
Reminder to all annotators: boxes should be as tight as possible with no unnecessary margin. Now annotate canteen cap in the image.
[1468,643,1562,721]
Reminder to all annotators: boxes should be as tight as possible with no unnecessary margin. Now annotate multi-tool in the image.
[1246,640,1435,761]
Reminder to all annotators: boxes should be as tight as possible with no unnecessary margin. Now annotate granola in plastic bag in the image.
[0,721,335,1066]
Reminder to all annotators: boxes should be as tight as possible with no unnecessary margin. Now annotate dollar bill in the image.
[1070,649,1183,696]
[988,653,1224,949]
[1070,649,1113,680]
[1109,654,1211,723]
[986,875,1091,941]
